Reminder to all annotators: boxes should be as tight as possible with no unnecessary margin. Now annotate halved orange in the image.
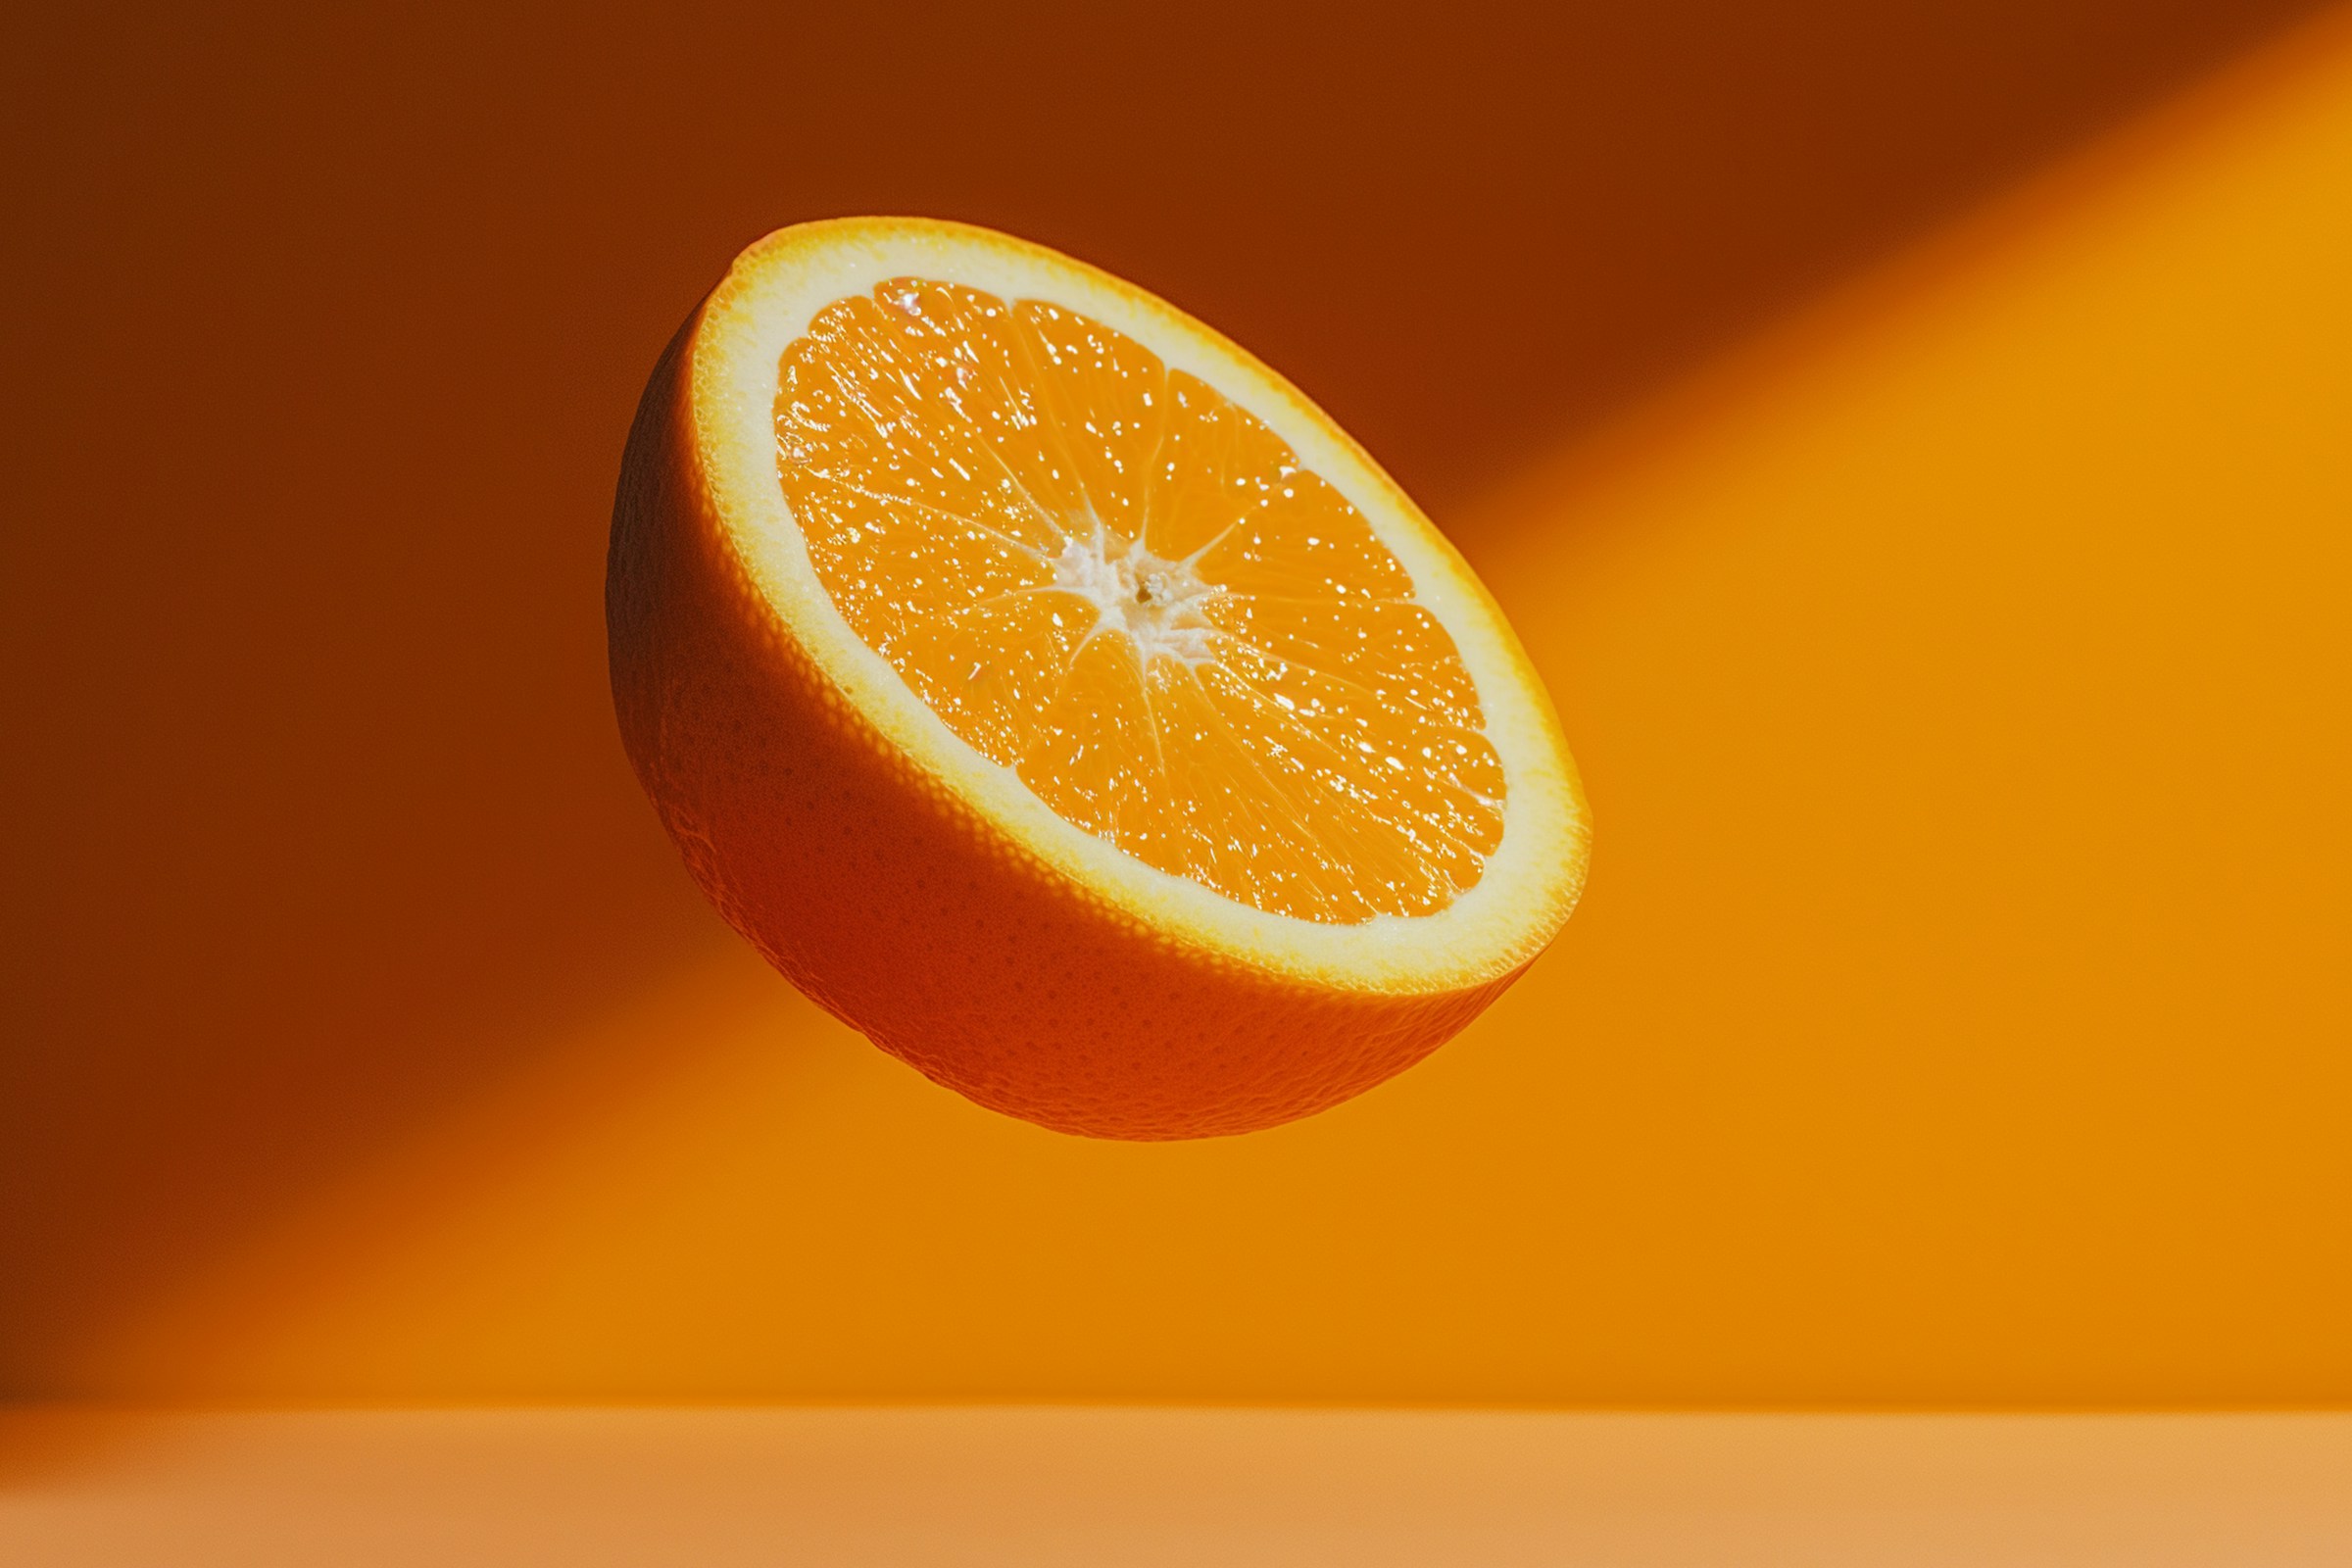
[609,218,1589,1138]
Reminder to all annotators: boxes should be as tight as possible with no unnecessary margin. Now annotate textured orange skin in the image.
[608,315,1531,1140]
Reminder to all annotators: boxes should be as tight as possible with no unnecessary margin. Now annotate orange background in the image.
[5,1,2349,1404]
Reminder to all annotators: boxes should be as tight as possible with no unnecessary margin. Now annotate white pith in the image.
[689,219,1590,994]
[1049,526,1223,667]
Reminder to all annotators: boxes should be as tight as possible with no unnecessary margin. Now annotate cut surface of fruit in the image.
[777,280,1503,923]
[609,218,1588,1138]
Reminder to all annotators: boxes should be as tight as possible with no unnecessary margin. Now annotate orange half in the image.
[609,218,1588,1138]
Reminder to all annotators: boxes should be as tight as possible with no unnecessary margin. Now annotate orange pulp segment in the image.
[774,278,1506,924]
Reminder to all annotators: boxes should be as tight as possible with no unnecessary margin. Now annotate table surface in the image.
[5,1407,2349,1565]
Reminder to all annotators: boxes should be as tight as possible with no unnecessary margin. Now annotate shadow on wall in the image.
[0,0,2333,1395]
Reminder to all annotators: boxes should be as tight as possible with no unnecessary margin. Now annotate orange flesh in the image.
[774,278,1504,923]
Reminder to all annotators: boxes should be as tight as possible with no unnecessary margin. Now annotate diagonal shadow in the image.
[1,0,2337,1400]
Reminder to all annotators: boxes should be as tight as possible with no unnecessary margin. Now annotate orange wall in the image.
[6,3,2350,1402]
